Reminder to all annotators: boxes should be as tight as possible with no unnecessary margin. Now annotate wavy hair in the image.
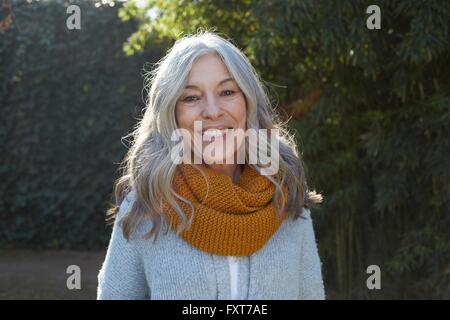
[107,30,323,242]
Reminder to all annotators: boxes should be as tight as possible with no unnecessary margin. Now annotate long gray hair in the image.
[108,30,322,242]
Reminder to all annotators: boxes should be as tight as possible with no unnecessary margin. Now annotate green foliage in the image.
[120,0,450,299]
[0,0,165,249]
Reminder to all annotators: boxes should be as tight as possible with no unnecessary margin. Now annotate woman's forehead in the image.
[187,53,231,83]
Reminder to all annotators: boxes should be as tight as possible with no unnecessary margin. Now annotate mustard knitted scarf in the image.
[162,163,288,256]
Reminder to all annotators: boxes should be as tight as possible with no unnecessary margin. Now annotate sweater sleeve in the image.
[97,192,150,300]
[298,208,326,300]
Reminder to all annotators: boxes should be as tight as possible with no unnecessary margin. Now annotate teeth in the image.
[203,129,228,136]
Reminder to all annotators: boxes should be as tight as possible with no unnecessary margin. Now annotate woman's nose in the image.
[201,95,223,120]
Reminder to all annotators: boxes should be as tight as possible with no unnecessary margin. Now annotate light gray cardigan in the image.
[97,191,326,300]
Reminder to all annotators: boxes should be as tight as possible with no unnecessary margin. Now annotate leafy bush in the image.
[0,0,165,249]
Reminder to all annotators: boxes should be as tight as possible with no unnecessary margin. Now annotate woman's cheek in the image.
[177,105,198,130]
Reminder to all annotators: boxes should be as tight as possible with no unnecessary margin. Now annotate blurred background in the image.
[0,0,448,300]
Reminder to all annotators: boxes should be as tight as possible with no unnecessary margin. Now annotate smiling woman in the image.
[97,30,325,300]
[175,53,247,172]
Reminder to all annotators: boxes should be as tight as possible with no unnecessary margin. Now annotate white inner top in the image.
[227,256,239,299]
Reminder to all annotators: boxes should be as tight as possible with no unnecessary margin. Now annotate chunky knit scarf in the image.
[162,163,288,256]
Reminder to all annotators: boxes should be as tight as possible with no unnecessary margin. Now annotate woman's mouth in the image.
[202,127,233,139]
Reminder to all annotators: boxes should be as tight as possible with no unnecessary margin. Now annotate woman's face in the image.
[175,53,247,164]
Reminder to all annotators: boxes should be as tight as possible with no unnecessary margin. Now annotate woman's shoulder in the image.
[300,207,312,219]
[114,190,155,241]
[285,207,316,241]
[287,206,312,227]
[119,189,138,216]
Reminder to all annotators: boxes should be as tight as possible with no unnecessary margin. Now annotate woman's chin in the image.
[198,142,235,164]
[202,154,234,165]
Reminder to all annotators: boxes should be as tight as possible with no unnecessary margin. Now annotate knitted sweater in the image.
[97,191,326,300]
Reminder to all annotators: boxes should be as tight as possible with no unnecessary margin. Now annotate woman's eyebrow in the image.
[184,77,235,89]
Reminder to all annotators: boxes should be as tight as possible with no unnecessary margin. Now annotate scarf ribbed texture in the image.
[162,163,288,256]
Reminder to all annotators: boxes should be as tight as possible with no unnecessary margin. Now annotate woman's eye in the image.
[183,95,199,102]
[221,90,235,96]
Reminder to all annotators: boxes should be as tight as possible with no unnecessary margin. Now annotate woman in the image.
[97,31,325,300]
